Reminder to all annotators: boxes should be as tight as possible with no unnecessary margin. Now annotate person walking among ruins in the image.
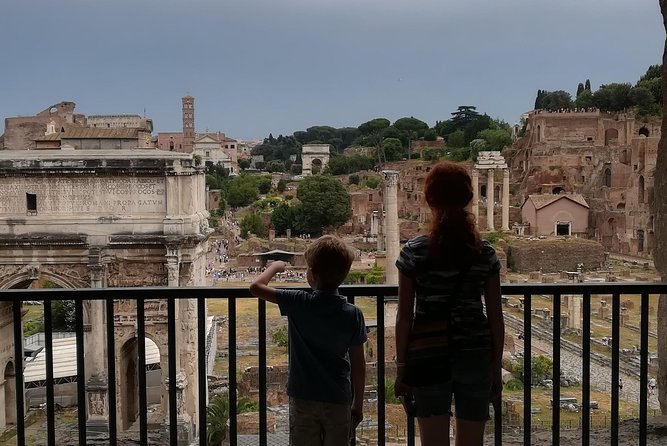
[394,161,505,446]
[249,235,367,446]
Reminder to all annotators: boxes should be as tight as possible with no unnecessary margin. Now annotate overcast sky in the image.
[0,0,664,140]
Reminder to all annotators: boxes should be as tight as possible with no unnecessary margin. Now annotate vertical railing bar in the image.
[198,296,207,445]
[228,298,238,446]
[407,414,416,446]
[12,300,25,446]
[346,293,358,446]
[611,293,620,446]
[168,298,178,446]
[494,391,502,446]
[581,293,591,446]
[552,293,561,446]
[639,293,649,446]
[44,299,56,446]
[137,297,148,445]
[523,293,532,446]
[106,298,117,446]
[75,299,86,445]
[376,294,386,446]
[258,299,267,446]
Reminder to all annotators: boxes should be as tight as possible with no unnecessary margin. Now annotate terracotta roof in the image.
[524,194,589,210]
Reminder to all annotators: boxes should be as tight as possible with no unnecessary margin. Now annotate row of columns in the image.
[471,168,510,231]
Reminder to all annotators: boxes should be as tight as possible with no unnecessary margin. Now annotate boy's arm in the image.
[249,261,287,304]
[350,344,366,415]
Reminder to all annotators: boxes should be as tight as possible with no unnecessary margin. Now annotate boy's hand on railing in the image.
[269,261,287,273]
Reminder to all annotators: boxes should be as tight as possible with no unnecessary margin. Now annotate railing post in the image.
[376,294,386,446]
[198,296,207,445]
[581,293,591,446]
[137,297,148,445]
[12,300,25,446]
[258,299,267,446]
[106,298,117,446]
[552,293,561,446]
[523,293,532,446]
[228,298,238,446]
[75,299,86,444]
[639,293,649,446]
[44,299,56,446]
[611,293,620,445]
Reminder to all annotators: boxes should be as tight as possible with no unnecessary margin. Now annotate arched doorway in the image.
[603,168,612,187]
[637,230,645,253]
[604,128,619,146]
[552,187,565,195]
[311,158,322,174]
[639,127,650,137]
[536,125,541,143]
[3,362,16,428]
[120,338,139,430]
[480,184,487,198]
[494,185,500,199]
[119,336,162,431]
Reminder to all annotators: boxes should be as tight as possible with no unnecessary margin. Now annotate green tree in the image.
[447,130,466,147]
[292,175,352,235]
[277,179,287,193]
[265,160,286,173]
[238,159,251,170]
[349,174,360,185]
[593,83,633,111]
[240,212,267,238]
[227,175,259,208]
[576,83,585,97]
[477,128,512,152]
[52,300,76,331]
[574,89,594,109]
[450,106,480,127]
[258,177,272,194]
[423,128,438,141]
[382,137,404,161]
[270,203,295,235]
[469,138,488,159]
[325,154,375,175]
[541,90,573,110]
[358,118,391,164]
[585,79,592,91]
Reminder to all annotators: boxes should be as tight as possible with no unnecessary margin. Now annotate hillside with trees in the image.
[534,64,662,117]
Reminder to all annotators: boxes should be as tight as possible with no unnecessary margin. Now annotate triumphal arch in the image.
[301,144,330,175]
[0,148,210,442]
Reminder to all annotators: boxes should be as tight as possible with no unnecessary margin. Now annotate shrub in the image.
[363,176,381,189]
[349,174,360,185]
[504,378,523,391]
[271,325,288,348]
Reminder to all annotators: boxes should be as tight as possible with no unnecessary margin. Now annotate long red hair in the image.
[424,162,483,266]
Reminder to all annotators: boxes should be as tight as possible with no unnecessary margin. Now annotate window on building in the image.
[231,144,235,149]
[26,193,37,214]
[368,194,373,201]
[169,141,174,151]
[205,151,210,157]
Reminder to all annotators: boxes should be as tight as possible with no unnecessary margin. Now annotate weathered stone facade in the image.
[507,110,661,258]
[0,149,210,443]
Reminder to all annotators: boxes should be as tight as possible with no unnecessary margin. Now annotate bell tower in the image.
[182,96,195,153]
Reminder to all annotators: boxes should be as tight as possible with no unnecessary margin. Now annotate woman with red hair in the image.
[394,161,504,446]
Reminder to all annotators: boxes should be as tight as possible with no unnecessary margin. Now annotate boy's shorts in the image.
[412,349,491,421]
[289,397,351,446]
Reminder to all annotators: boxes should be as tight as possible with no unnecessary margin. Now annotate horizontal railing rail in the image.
[0,282,664,446]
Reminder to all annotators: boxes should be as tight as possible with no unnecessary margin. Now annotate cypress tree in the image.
[577,83,585,97]
[585,79,591,91]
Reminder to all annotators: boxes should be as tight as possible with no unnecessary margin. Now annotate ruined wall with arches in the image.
[301,144,330,176]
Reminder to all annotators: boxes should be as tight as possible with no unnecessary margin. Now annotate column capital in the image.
[382,170,399,187]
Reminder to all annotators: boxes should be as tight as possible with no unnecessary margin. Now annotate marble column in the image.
[86,248,110,436]
[383,170,400,285]
[471,168,479,224]
[502,169,510,231]
[487,169,495,231]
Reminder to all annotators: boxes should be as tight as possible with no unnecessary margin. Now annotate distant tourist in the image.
[649,377,657,396]
[249,235,366,445]
[394,161,504,446]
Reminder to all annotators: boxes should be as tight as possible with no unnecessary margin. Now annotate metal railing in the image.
[0,282,664,446]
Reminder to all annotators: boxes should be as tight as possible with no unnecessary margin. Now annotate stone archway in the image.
[639,127,650,137]
[301,144,330,176]
[1,362,16,428]
[553,187,566,195]
[311,158,323,174]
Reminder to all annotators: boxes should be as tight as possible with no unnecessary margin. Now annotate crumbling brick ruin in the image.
[506,110,661,258]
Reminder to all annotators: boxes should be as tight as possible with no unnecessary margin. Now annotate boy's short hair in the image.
[305,235,355,290]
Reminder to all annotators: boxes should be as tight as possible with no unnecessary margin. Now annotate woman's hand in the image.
[490,369,502,401]
[394,367,410,397]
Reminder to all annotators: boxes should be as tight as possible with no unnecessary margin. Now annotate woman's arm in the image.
[394,271,415,395]
[484,271,505,396]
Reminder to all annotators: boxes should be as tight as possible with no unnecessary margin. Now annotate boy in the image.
[249,235,366,446]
